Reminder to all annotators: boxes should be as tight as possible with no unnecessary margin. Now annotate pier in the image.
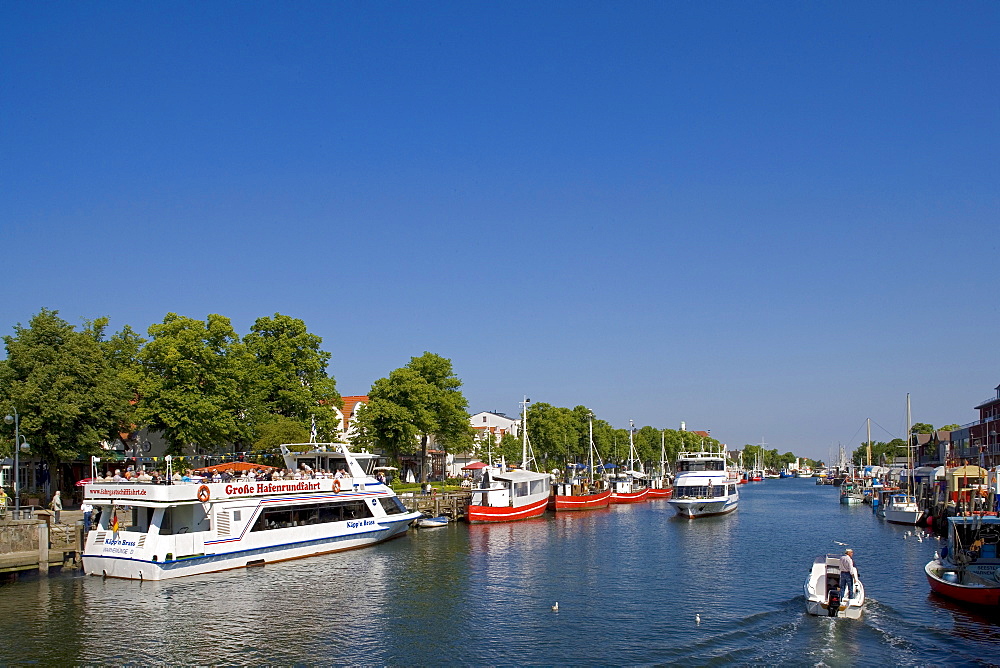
[398,490,470,520]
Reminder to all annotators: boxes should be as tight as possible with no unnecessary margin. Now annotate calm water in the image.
[1,478,998,666]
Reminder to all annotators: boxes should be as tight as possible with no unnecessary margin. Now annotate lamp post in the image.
[5,409,30,517]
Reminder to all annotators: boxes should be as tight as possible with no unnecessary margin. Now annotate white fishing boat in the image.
[81,442,421,580]
[804,554,865,618]
[668,443,739,518]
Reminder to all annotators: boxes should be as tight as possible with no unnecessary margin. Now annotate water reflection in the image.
[1,480,999,665]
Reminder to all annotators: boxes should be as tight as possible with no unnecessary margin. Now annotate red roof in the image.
[341,395,369,430]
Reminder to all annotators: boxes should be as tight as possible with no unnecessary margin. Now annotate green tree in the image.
[137,313,249,455]
[354,352,470,482]
[910,422,934,434]
[251,415,310,455]
[526,402,577,468]
[243,313,341,440]
[939,424,961,432]
[0,309,134,490]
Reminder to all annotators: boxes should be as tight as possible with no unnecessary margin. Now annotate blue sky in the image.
[2,2,997,461]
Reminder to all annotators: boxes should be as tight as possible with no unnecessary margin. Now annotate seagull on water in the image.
[696,614,701,625]
[833,541,847,546]
[552,602,559,612]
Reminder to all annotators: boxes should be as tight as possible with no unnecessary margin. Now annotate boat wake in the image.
[653,595,977,667]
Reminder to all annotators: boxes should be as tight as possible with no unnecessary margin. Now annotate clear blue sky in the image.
[2,2,997,461]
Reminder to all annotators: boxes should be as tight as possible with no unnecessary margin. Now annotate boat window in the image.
[250,499,375,531]
[514,481,529,497]
[529,478,548,495]
[378,496,407,515]
[674,485,716,498]
[677,461,724,472]
[159,508,173,535]
[131,507,154,532]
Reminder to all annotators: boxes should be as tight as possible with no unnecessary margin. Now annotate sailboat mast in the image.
[629,419,636,470]
[866,418,872,467]
[661,430,666,476]
[521,396,530,472]
[906,393,912,489]
[589,413,595,484]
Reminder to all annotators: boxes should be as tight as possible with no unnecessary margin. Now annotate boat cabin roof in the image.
[493,469,550,483]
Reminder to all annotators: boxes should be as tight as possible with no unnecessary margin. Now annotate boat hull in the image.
[925,560,1000,607]
[885,509,925,525]
[610,487,650,504]
[82,514,417,581]
[548,489,612,511]
[467,496,549,523]
[668,496,738,518]
[646,488,673,499]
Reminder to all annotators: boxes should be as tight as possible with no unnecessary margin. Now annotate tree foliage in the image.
[137,313,249,455]
[243,313,341,440]
[0,309,136,484]
[353,353,471,468]
[252,415,310,454]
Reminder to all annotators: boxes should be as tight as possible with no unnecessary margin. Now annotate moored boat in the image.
[467,397,551,523]
[549,413,613,511]
[609,476,650,503]
[415,515,450,528]
[667,444,739,518]
[924,515,1000,607]
[883,493,924,525]
[609,421,652,504]
[839,482,864,505]
[81,442,421,580]
[804,554,865,618]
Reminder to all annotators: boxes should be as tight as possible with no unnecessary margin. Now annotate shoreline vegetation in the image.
[1,309,818,497]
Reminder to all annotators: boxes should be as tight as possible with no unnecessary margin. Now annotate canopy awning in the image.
[461,462,488,470]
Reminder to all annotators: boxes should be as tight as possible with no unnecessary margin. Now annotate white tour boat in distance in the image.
[804,554,865,618]
[667,444,739,518]
[81,442,421,580]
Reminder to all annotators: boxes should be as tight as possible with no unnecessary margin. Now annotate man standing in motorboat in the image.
[839,548,857,601]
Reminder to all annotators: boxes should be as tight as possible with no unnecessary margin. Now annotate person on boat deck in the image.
[334,469,345,479]
[839,549,857,601]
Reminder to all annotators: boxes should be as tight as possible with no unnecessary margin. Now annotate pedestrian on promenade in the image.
[50,490,63,524]
[81,501,93,532]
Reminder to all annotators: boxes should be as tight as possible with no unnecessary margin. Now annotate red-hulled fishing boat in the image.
[925,515,1000,607]
[467,397,551,524]
[549,414,614,511]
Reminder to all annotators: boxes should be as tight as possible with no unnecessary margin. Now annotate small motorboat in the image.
[804,554,865,618]
[415,515,450,528]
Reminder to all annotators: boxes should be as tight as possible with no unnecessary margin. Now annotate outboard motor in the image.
[827,588,841,617]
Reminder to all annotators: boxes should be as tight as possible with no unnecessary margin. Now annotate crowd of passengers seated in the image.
[94,466,353,484]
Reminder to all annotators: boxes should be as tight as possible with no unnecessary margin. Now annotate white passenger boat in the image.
[667,445,739,518]
[804,554,865,618]
[81,443,421,580]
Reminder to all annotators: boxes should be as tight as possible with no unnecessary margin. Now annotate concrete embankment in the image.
[0,509,85,578]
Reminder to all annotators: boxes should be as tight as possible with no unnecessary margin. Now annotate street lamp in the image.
[5,409,30,517]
